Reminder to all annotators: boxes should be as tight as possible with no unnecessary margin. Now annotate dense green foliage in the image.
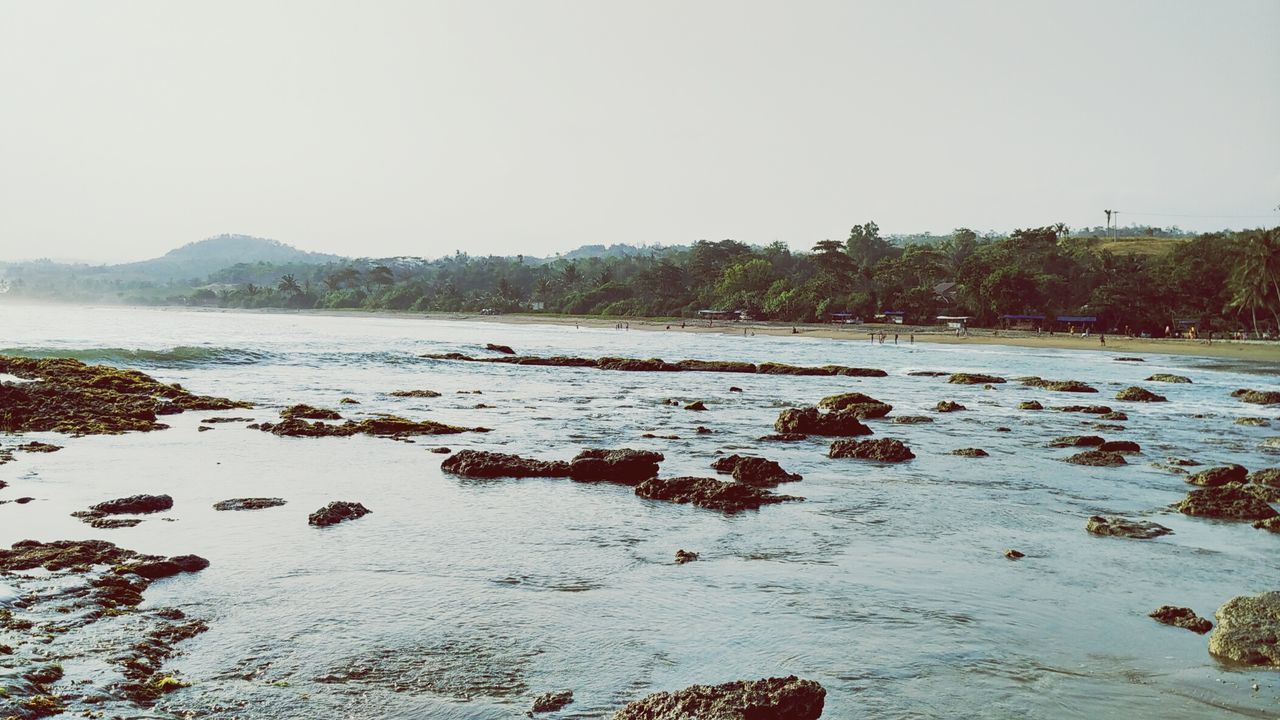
[4,225,1278,335]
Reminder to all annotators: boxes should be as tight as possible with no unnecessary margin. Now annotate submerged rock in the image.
[485,343,516,355]
[339,397,361,404]
[1099,440,1141,453]
[570,449,664,484]
[907,370,949,377]
[774,407,871,436]
[280,404,342,420]
[1208,592,1280,666]
[0,355,249,435]
[951,448,989,457]
[1099,411,1128,421]
[1115,386,1166,402]
[308,501,372,527]
[530,689,574,713]
[1176,484,1279,521]
[1017,401,1043,410]
[1236,417,1272,427]
[818,392,892,419]
[257,415,484,438]
[1146,374,1191,384]
[1049,435,1105,448]
[674,549,699,564]
[1020,377,1098,393]
[612,675,826,720]
[677,360,757,373]
[1150,606,1213,634]
[425,352,884,377]
[441,450,570,478]
[128,554,211,580]
[949,373,1005,385]
[16,441,61,453]
[684,401,708,411]
[1186,464,1248,487]
[934,400,966,413]
[1085,515,1173,539]
[388,389,442,398]
[710,455,801,487]
[634,477,800,513]
[212,498,287,511]
[758,433,809,442]
[1065,450,1127,466]
[1058,405,1113,414]
[829,438,915,463]
[1114,357,1145,362]
[891,415,933,424]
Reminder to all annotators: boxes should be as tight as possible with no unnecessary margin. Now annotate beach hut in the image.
[874,311,906,325]
[1055,315,1096,333]
[936,315,972,329]
[828,312,864,324]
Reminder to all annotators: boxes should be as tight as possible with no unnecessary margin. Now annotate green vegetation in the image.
[4,225,1278,335]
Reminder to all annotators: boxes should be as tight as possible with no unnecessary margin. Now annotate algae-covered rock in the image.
[774,407,871,436]
[1099,440,1141,453]
[280,404,342,420]
[1116,386,1166,402]
[935,400,966,412]
[1049,435,1105,448]
[1020,377,1097,393]
[1085,515,1172,539]
[1176,484,1279,521]
[634,477,800,513]
[710,455,801,487]
[570,449,664,484]
[948,373,1005,385]
[212,498,287,511]
[1208,592,1280,666]
[1018,401,1043,410]
[440,450,570,478]
[612,675,826,720]
[1185,464,1248,487]
[817,392,892,419]
[951,448,989,457]
[1150,606,1212,634]
[308,501,371,527]
[828,438,915,463]
[1146,374,1191,384]
[1065,450,1127,466]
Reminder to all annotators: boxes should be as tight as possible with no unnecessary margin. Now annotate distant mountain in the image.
[559,243,665,261]
[114,234,344,279]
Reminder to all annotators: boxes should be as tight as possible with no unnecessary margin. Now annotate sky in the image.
[1,0,1277,263]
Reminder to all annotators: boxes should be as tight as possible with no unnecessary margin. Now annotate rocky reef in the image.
[612,675,826,719]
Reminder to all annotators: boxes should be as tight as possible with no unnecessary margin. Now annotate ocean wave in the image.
[0,345,272,367]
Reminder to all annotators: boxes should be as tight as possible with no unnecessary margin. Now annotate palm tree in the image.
[561,263,580,288]
[1230,228,1280,334]
[277,274,302,296]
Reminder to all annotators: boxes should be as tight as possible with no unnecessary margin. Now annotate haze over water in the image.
[1,303,1278,718]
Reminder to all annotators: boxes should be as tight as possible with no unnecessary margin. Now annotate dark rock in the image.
[695,426,713,434]
[1004,549,1024,559]
[1099,440,1141,453]
[309,501,372,526]
[430,446,452,454]
[612,675,826,720]
[995,427,1011,432]
[485,343,516,355]
[674,549,699,564]
[1186,464,1248,487]
[1150,606,1212,634]
[1114,357,1144,362]
[676,360,757,373]
[1065,450,1126,466]
[89,518,143,529]
[0,539,141,570]
[1098,411,1128,421]
[388,389,442,398]
[891,415,933,424]
[1085,515,1173,539]
[907,371,949,377]
[1020,377,1097,393]
[16,441,61,453]
[127,554,210,580]
[935,400,966,412]
[1018,401,1043,410]
[570,449,664,485]
[1116,386,1167,402]
[818,392,892,419]
[951,448,989,457]
[728,386,744,393]
[1249,468,1280,487]
[257,415,483,438]
[1236,417,1271,427]
[758,433,808,442]
[949,373,1005,385]
[1146,374,1191,384]
[634,477,800,513]
[711,455,802,487]
[1058,405,1113,414]
[1176,484,1279,520]
[1254,516,1280,532]
[1048,435,1105,448]
[1208,592,1280,666]
[530,690,574,713]
[197,425,213,432]
[1236,389,1280,405]
[829,438,915,462]
[280,404,342,420]
[91,494,173,515]
[339,397,360,404]
[441,450,570,478]
[213,497,287,511]
[774,407,871,436]
[684,401,708,411]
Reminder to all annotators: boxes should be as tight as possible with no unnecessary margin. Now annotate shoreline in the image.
[6,299,1280,362]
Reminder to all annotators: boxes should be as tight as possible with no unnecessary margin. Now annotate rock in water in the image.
[828,438,915,463]
[891,415,933,424]
[612,675,826,720]
[1065,450,1127,466]
[1185,464,1248,487]
[1115,386,1167,402]
[1020,377,1097,393]
[674,549,699,564]
[710,455,801,486]
[634,477,800,513]
[949,373,1006,385]
[1085,515,1172,539]
[935,400,966,412]
[952,448,989,457]
[1149,606,1213,634]
[91,494,174,515]
[569,449,664,484]
[1004,549,1024,559]
[817,392,892,419]
[1235,389,1280,405]
[1209,592,1280,666]
[1018,401,1043,410]
[1048,436,1105,448]
[213,498,287,511]
[684,401,708,411]
[1146,374,1191,383]
[485,343,516,355]
[280,404,342,420]
[774,407,871,436]
[1176,484,1279,521]
[308,501,371,527]
[1099,440,1141,453]
[440,449,570,478]
[530,690,574,713]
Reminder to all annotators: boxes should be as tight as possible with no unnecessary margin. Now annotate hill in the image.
[113,234,343,279]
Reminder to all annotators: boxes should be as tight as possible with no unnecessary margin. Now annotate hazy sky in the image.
[1,0,1277,263]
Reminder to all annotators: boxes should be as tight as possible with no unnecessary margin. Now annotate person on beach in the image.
[1100,332,1106,346]
[893,333,898,344]
[909,333,914,344]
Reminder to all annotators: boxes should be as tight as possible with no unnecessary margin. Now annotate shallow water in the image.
[1,303,1278,718]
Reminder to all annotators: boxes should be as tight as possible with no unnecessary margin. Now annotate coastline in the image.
[199,305,1280,363]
